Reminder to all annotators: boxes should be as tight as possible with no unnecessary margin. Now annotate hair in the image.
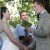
[33,0,45,8]
[20,10,27,17]
[0,7,7,19]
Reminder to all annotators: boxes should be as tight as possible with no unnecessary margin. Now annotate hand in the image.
[27,27,32,33]
[28,46,32,50]
[23,46,29,50]
[20,46,29,50]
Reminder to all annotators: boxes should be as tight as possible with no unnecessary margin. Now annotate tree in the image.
[0,0,37,28]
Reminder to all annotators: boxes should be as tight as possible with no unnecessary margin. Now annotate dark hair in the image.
[0,7,7,19]
[20,10,27,17]
[33,0,45,7]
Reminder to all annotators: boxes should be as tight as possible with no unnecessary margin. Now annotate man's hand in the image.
[27,27,33,33]
[20,45,29,50]
[28,46,32,50]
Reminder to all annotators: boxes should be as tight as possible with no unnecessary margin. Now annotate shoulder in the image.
[43,11,50,17]
[15,25,21,29]
[42,11,50,20]
[1,20,10,32]
[15,25,22,30]
[15,25,25,31]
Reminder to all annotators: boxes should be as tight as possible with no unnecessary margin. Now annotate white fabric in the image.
[41,10,46,15]
[0,26,20,50]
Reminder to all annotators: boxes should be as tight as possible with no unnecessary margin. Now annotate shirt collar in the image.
[41,10,46,15]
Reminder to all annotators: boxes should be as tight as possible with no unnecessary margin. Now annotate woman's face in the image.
[4,9,10,20]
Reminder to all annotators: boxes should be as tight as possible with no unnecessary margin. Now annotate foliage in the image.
[9,17,22,28]
[0,0,37,28]
[0,2,5,7]
[17,0,37,25]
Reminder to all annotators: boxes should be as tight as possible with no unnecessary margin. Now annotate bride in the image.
[0,7,28,50]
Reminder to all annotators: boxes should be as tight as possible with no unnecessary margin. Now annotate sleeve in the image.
[15,27,19,39]
[28,39,36,48]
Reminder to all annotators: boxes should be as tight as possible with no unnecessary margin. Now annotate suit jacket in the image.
[31,10,50,50]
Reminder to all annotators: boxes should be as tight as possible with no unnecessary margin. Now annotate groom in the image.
[28,0,50,50]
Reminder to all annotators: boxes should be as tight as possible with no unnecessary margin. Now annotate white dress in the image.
[0,26,20,50]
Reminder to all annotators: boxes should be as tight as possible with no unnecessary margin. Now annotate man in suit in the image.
[28,0,50,50]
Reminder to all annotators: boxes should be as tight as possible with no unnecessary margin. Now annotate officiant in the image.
[15,10,36,47]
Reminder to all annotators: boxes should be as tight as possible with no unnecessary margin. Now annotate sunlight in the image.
[6,0,20,19]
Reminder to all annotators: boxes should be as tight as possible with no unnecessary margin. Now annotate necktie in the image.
[36,14,42,29]
[39,14,42,20]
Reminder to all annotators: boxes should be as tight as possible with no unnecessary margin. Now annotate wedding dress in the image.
[0,25,20,50]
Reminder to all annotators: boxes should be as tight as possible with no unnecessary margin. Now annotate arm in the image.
[2,22,28,50]
[28,15,50,38]
[15,27,19,40]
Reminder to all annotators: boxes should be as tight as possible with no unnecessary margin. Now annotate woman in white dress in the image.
[0,7,28,50]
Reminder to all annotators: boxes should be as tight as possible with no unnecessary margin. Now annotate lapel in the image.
[36,10,48,29]
[39,10,47,21]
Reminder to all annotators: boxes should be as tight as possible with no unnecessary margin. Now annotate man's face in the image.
[21,12,29,21]
[34,2,42,14]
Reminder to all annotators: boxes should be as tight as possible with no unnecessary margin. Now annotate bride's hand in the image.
[23,46,29,50]
[20,46,29,50]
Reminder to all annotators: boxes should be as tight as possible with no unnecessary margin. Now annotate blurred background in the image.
[0,0,50,28]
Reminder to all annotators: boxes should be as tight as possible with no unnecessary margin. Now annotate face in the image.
[4,9,10,20]
[34,2,42,14]
[21,12,29,21]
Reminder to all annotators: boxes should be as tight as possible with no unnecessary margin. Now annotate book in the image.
[21,20,32,28]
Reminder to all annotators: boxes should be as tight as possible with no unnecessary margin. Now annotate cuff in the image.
[28,45,33,48]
